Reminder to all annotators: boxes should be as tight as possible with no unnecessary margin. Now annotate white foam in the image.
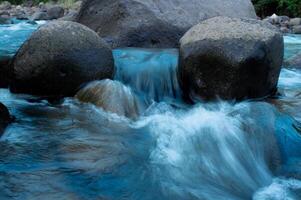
[254,178,301,200]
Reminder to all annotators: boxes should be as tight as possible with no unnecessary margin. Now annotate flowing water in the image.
[0,21,301,200]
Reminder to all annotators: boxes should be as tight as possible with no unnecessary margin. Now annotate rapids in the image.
[0,21,301,200]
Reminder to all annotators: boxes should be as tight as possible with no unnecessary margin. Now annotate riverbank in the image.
[263,14,301,34]
[0,0,81,22]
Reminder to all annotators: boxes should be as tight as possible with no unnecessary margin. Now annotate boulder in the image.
[47,6,64,20]
[178,17,284,101]
[10,21,115,97]
[288,18,301,26]
[76,0,256,48]
[0,1,11,10]
[0,102,11,135]
[75,80,142,119]
[30,11,49,21]
[292,25,301,34]
[58,10,78,21]
[280,26,290,34]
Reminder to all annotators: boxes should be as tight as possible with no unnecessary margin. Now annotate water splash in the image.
[0,20,45,59]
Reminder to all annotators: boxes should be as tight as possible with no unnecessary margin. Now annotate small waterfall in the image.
[113,48,181,103]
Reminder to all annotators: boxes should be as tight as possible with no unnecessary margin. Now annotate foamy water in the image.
[0,21,300,200]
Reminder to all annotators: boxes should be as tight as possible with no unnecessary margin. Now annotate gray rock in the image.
[31,11,49,20]
[11,21,115,97]
[47,6,64,20]
[178,17,284,101]
[77,0,256,48]
[58,10,78,21]
[280,26,290,33]
[292,25,301,34]
[0,102,11,135]
[288,18,301,26]
[0,1,11,10]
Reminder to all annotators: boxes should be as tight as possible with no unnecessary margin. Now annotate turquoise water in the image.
[0,20,45,59]
[0,22,301,199]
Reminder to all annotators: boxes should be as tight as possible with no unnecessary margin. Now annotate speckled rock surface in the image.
[76,0,256,48]
[11,21,115,97]
[179,17,284,101]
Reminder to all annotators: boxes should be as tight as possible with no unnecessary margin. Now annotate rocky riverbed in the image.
[263,14,301,34]
[0,0,81,23]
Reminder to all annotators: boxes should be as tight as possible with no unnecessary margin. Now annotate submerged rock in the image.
[178,16,284,101]
[0,56,11,88]
[76,0,256,48]
[11,21,114,97]
[0,102,11,135]
[75,80,143,119]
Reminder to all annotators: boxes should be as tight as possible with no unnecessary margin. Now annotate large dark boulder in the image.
[0,102,11,135]
[178,17,284,101]
[11,21,115,97]
[76,0,256,48]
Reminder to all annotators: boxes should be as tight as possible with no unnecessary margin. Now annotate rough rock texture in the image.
[30,11,49,20]
[288,18,301,26]
[58,10,78,21]
[179,17,284,101]
[47,6,64,20]
[0,102,11,135]
[31,6,64,20]
[11,21,115,97]
[76,0,256,48]
[0,56,11,88]
[293,25,301,34]
[75,80,142,119]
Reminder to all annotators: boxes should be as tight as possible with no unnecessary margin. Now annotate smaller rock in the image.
[74,1,82,11]
[280,26,290,33]
[47,6,64,20]
[0,56,11,88]
[31,11,49,20]
[292,25,301,34]
[0,102,12,135]
[0,1,11,10]
[289,18,301,26]
[58,10,78,21]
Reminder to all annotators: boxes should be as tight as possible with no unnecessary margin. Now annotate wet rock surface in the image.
[11,21,115,97]
[179,17,284,101]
